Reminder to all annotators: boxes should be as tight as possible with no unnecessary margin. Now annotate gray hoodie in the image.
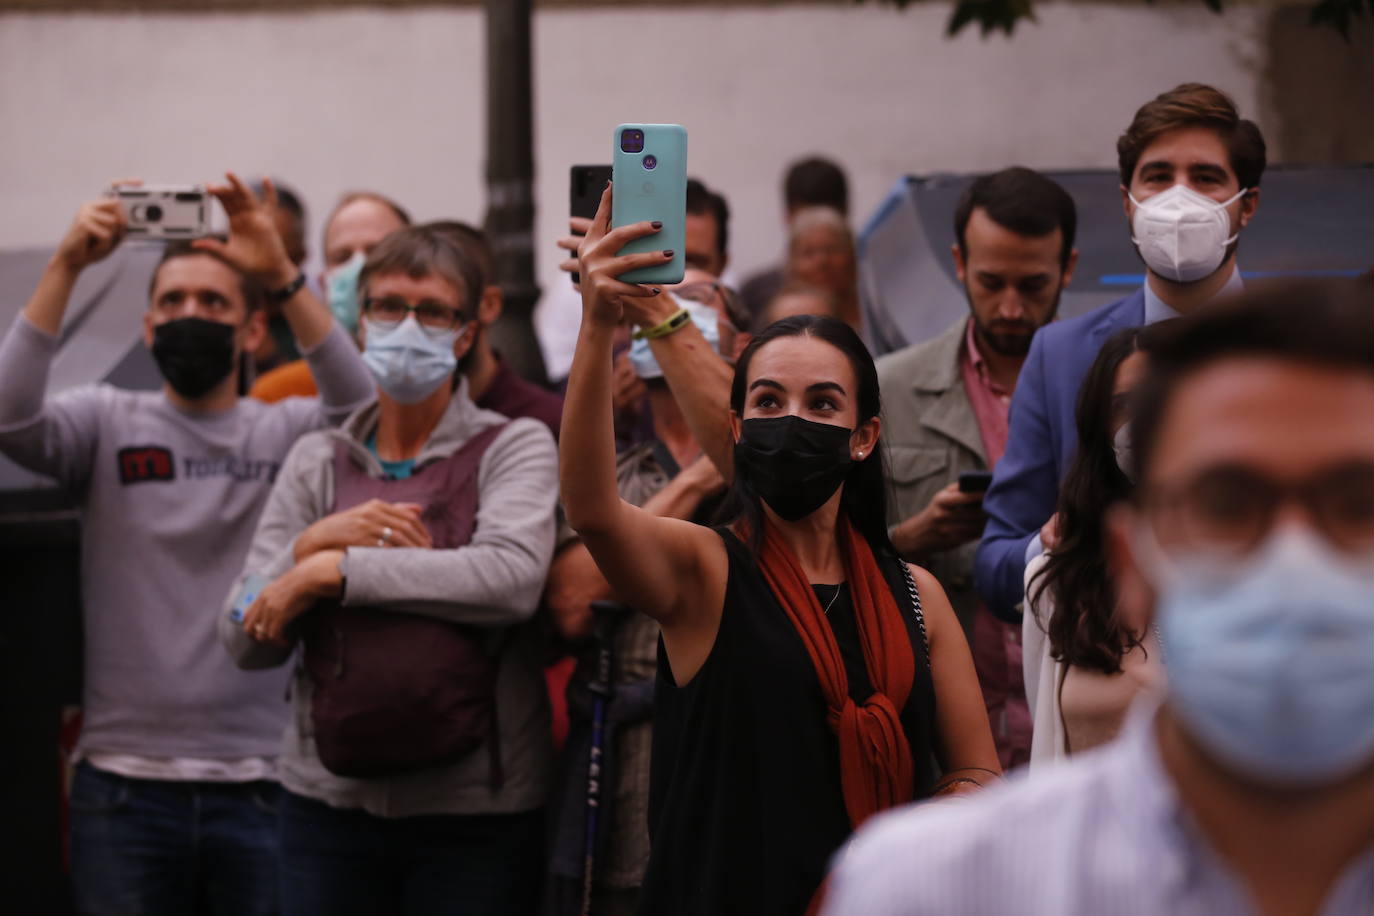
[221,382,558,817]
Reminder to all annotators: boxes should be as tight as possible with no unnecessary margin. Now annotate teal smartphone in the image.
[611,123,687,285]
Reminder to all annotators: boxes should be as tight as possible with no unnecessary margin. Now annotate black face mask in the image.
[151,317,237,400]
[734,415,855,522]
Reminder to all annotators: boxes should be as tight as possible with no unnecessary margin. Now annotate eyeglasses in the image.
[1142,463,1374,555]
[363,296,466,332]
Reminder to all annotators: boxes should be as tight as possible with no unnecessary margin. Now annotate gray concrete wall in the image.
[0,2,1367,369]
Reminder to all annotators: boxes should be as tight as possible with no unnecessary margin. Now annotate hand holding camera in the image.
[54,195,129,274]
[192,173,298,289]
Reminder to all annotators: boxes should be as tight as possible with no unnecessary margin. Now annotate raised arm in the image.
[195,174,373,417]
[546,454,726,641]
[560,220,735,478]
[625,291,736,477]
[560,184,727,639]
[0,196,128,485]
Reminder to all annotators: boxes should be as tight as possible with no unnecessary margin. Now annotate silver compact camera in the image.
[111,186,210,239]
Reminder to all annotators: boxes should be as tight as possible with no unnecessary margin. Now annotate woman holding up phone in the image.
[561,185,1000,916]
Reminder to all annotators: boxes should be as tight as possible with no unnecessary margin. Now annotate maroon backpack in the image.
[300,423,508,780]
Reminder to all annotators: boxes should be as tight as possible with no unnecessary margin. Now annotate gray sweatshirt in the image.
[221,387,558,817]
[0,315,375,761]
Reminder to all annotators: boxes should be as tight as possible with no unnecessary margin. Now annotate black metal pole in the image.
[483,0,548,386]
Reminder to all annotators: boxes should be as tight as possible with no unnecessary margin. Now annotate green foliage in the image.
[863,0,1371,39]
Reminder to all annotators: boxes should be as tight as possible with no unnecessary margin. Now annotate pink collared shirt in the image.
[958,320,1013,467]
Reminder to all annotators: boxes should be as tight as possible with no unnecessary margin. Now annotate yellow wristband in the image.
[632,308,691,341]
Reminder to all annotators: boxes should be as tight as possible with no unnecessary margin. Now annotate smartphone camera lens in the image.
[642,154,658,170]
[620,129,645,154]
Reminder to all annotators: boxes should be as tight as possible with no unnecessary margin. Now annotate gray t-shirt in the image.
[0,315,375,761]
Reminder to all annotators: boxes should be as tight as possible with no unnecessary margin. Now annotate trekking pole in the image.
[581,600,629,916]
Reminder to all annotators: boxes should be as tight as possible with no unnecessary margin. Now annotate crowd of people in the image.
[5,80,1373,916]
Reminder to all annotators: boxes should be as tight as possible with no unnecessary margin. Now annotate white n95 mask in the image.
[1129,185,1247,284]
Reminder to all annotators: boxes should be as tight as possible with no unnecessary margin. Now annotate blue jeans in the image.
[68,761,280,916]
[278,790,543,916]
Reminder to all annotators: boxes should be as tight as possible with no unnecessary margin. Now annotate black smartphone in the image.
[958,470,994,494]
[569,164,613,285]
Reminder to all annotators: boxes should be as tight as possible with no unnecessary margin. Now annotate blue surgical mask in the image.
[326,252,366,335]
[1140,527,1374,786]
[628,297,723,380]
[361,315,460,404]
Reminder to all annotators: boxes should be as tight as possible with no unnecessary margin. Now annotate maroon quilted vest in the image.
[301,422,507,779]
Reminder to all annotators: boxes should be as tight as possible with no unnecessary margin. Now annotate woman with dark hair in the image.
[561,185,999,915]
[1024,325,1166,766]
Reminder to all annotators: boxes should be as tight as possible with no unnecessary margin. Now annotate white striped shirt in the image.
[822,704,1374,915]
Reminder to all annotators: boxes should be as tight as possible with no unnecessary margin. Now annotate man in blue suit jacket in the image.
[975,82,1266,619]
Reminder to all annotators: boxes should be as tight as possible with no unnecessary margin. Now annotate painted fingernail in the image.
[662,249,674,258]
[651,221,663,230]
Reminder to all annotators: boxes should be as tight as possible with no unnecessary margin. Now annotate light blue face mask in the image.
[326,252,366,335]
[361,315,460,404]
[1142,527,1374,787]
[628,298,723,380]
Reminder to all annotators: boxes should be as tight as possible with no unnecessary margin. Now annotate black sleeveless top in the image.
[639,528,936,916]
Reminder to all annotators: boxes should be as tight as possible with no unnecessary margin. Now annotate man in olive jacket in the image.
[877,167,1077,768]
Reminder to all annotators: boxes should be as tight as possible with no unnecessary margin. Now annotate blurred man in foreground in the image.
[825,278,1374,915]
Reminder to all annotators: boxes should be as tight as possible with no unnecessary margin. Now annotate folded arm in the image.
[341,420,558,624]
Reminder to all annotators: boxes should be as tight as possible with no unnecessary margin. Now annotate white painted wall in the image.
[0,2,1276,370]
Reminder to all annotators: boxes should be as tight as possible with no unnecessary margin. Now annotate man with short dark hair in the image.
[826,277,1374,915]
[741,155,851,318]
[976,83,1265,621]
[0,175,374,914]
[878,166,1078,769]
[685,177,731,277]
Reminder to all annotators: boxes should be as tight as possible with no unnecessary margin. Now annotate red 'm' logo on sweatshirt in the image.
[117,446,176,484]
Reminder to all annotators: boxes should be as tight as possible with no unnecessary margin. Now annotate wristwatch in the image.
[265,272,307,305]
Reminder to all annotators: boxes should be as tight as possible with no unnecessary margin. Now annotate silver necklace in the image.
[821,584,843,615]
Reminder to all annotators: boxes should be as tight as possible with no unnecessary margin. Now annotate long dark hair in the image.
[1029,324,1162,675]
[714,314,895,555]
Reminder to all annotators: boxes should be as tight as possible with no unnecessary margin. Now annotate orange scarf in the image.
[754,516,917,829]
